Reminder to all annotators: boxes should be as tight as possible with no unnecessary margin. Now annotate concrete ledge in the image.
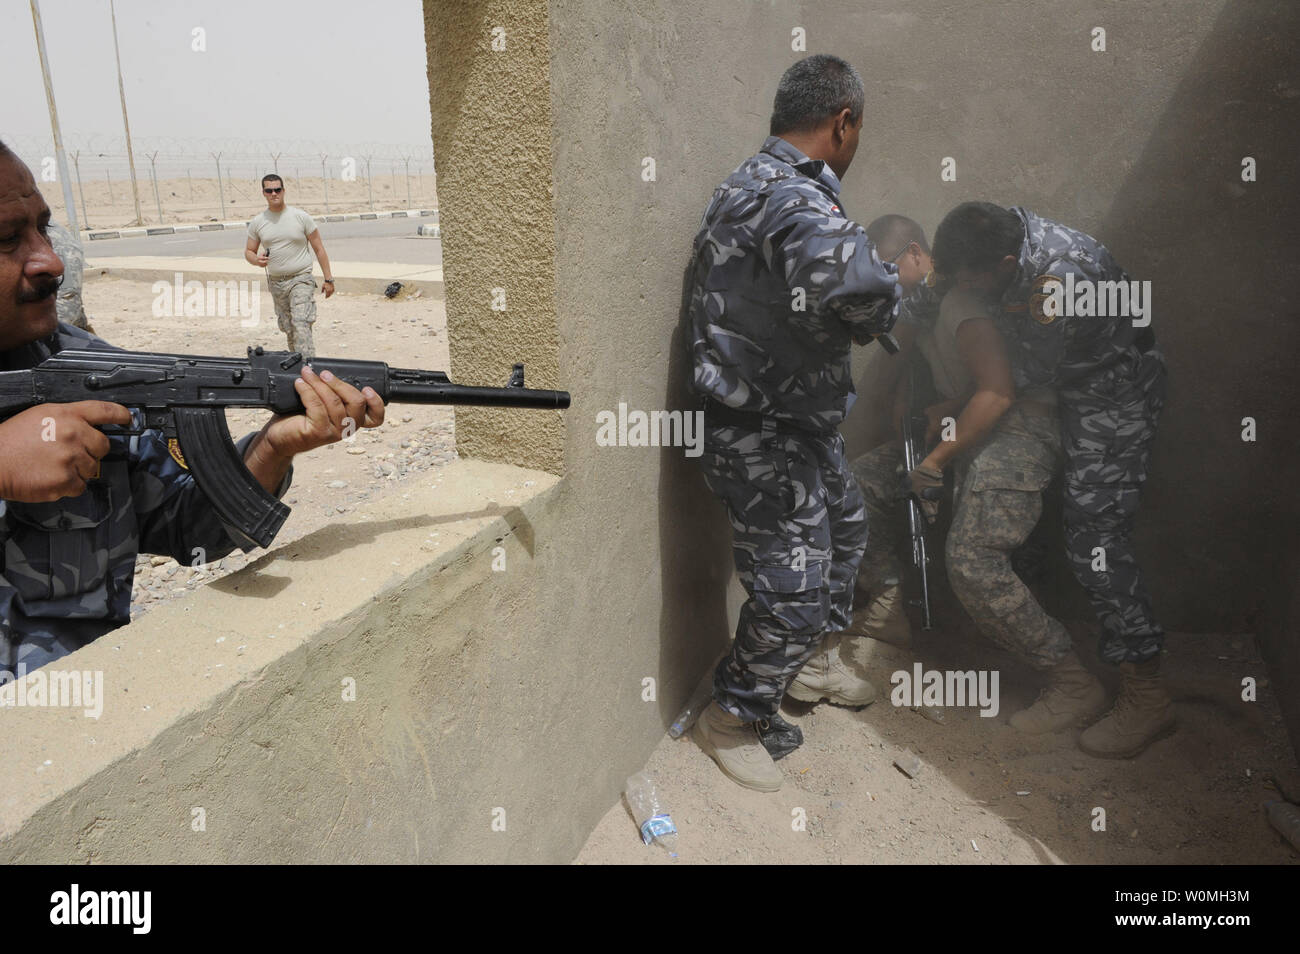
[0,459,561,862]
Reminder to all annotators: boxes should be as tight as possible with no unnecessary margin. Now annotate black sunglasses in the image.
[263,187,283,194]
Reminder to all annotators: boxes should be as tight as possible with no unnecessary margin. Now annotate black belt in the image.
[700,398,834,437]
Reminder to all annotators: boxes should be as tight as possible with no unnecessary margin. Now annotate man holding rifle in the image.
[0,142,384,675]
[849,215,1096,732]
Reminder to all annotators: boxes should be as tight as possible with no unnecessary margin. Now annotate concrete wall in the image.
[424,0,565,473]
[422,0,1299,851]
[428,0,1300,856]
[0,462,576,862]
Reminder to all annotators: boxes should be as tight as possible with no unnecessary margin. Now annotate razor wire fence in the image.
[7,133,437,229]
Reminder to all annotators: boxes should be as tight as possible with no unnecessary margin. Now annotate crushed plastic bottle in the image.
[670,657,729,739]
[669,667,717,739]
[625,772,678,853]
[1265,800,1300,853]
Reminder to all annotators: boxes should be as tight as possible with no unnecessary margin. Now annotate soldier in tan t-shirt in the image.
[848,216,1089,735]
[245,175,335,361]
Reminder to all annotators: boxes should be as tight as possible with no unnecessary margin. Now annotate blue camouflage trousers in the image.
[699,419,869,722]
[1060,348,1167,664]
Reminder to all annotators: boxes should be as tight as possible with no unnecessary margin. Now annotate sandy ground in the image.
[78,277,454,616]
[46,174,437,231]
[578,624,1300,865]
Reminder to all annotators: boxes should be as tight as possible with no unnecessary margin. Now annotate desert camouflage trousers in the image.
[699,418,868,722]
[851,400,1071,669]
[1061,348,1166,664]
[268,268,317,361]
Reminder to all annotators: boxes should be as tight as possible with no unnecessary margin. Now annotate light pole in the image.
[109,0,144,226]
[28,0,79,233]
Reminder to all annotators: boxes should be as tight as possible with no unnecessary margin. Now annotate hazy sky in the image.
[1,0,434,152]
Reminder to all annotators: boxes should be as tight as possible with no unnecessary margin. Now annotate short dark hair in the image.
[866,214,930,260]
[931,202,1024,274]
[769,54,864,136]
[261,174,283,188]
[0,139,13,158]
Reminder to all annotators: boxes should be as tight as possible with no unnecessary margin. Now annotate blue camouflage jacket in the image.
[0,323,292,674]
[898,208,1155,393]
[686,136,900,432]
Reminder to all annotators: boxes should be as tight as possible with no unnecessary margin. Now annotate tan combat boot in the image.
[1079,658,1177,759]
[786,632,878,707]
[847,582,912,648]
[1009,650,1107,734]
[693,701,783,792]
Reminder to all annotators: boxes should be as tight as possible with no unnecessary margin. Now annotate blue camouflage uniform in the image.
[686,136,899,722]
[910,208,1165,664]
[0,323,292,676]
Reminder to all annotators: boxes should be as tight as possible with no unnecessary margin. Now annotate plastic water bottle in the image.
[1265,800,1300,853]
[669,659,722,739]
[625,772,678,853]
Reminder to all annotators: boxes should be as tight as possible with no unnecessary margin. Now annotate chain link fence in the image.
[8,134,437,230]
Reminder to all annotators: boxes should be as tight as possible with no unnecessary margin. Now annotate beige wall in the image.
[425,0,1300,849]
[0,462,573,863]
[425,0,565,473]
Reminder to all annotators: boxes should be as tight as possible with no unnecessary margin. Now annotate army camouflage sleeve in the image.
[127,427,293,563]
[895,279,941,335]
[763,190,900,345]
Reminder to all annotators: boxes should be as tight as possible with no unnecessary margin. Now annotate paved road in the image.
[85,217,441,267]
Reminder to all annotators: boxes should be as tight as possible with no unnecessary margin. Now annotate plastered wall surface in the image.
[0,461,570,863]
[534,0,1300,779]
[424,0,565,473]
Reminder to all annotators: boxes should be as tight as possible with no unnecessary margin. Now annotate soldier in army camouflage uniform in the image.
[685,55,899,792]
[46,221,92,331]
[245,175,335,362]
[925,201,1171,759]
[0,142,384,678]
[851,217,1085,721]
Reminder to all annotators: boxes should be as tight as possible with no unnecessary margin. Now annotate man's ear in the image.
[832,107,853,143]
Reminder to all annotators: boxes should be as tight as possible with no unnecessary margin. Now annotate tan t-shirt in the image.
[919,289,1057,406]
[248,206,317,277]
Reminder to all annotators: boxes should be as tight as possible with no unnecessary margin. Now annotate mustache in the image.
[17,276,61,304]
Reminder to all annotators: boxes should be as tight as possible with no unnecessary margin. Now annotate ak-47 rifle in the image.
[0,346,570,549]
[900,358,933,631]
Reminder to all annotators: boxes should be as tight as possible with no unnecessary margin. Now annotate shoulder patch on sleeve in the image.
[1029,274,1064,324]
